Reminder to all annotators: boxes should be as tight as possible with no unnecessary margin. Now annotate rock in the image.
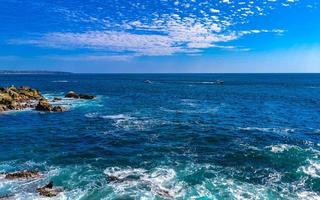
[5,170,41,180]
[65,91,95,99]
[35,100,53,111]
[53,97,62,101]
[37,181,63,197]
[0,194,14,200]
[0,86,44,112]
[52,106,65,112]
[35,100,65,112]
[79,94,95,99]
[65,91,79,99]
[0,104,8,112]
[155,187,173,199]
[107,175,122,183]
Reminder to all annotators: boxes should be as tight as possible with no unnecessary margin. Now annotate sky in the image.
[0,0,319,73]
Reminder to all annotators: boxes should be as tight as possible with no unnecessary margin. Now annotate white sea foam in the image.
[0,163,93,200]
[104,166,184,199]
[267,144,299,153]
[297,191,320,200]
[160,105,221,114]
[181,99,198,107]
[84,112,100,118]
[51,80,69,83]
[101,114,131,120]
[238,127,295,134]
[85,112,162,131]
[299,159,320,178]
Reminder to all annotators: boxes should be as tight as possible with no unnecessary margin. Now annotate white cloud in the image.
[8,0,297,57]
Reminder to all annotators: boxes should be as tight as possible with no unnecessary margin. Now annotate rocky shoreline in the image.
[0,170,63,198]
[0,86,95,113]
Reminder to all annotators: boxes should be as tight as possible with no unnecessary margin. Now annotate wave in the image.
[104,166,183,199]
[0,162,93,200]
[85,112,164,131]
[160,105,221,114]
[299,159,320,178]
[180,81,221,85]
[101,114,132,120]
[2,160,320,199]
[267,144,300,153]
[297,191,320,200]
[307,86,320,89]
[180,99,198,107]
[103,164,295,199]
[51,80,69,83]
[238,127,295,134]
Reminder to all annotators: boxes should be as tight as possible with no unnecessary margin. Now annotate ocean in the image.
[0,74,320,199]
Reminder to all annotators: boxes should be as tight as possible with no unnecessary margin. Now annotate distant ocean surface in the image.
[1,74,320,200]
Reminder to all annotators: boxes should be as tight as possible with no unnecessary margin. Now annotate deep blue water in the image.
[0,74,320,199]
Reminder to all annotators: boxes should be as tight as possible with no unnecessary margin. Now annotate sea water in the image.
[0,74,320,199]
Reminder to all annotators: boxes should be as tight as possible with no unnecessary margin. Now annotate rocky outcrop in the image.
[0,86,96,113]
[35,100,65,112]
[35,100,52,111]
[0,86,42,111]
[65,91,95,99]
[65,91,79,99]
[4,170,41,180]
[37,181,63,197]
[0,86,65,113]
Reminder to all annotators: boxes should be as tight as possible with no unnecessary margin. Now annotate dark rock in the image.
[5,170,41,180]
[37,181,63,197]
[107,175,122,183]
[79,94,95,99]
[35,100,53,111]
[52,106,65,112]
[0,194,14,200]
[35,100,65,112]
[65,91,79,99]
[155,187,173,199]
[0,105,8,112]
[53,97,62,101]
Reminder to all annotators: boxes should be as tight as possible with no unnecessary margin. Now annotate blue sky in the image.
[0,0,319,73]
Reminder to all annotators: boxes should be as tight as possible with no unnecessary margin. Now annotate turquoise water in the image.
[0,74,320,199]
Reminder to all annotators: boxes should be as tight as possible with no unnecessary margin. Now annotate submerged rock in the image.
[79,94,95,99]
[65,91,79,99]
[0,194,15,200]
[52,105,65,112]
[107,175,123,183]
[37,181,63,197]
[53,97,62,101]
[4,170,41,180]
